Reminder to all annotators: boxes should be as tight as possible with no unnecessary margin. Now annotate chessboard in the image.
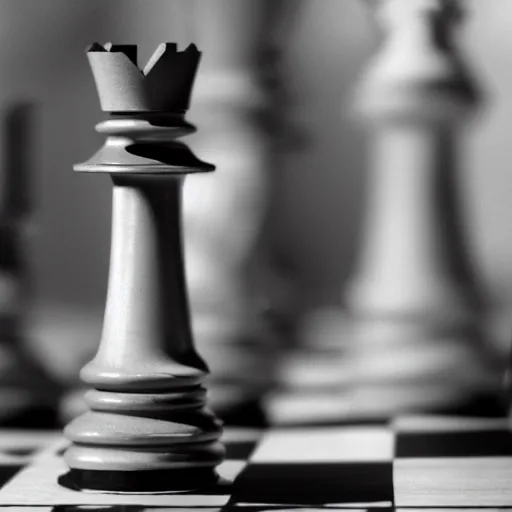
[0,415,511,509]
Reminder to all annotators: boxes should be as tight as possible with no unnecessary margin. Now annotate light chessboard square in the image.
[394,457,512,507]
[252,427,394,462]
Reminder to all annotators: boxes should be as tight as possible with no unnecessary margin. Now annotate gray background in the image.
[0,0,510,371]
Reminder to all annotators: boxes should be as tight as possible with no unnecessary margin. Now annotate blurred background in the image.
[0,0,511,422]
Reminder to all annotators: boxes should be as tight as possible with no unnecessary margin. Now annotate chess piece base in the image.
[59,468,219,493]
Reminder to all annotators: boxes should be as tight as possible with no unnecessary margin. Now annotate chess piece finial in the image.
[344,0,502,417]
[62,43,223,492]
[357,0,478,123]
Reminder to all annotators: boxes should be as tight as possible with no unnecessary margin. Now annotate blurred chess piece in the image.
[0,103,59,425]
[266,306,356,425]
[184,0,302,424]
[504,340,512,422]
[345,0,502,417]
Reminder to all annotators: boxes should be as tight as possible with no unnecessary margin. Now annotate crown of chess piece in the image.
[344,0,503,416]
[61,43,224,493]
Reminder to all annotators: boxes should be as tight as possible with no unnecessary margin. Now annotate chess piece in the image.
[344,0,502,417]
[0,104,58,426]
[62,43,224,492]
[505,342,512,421]
[183,0,302,423]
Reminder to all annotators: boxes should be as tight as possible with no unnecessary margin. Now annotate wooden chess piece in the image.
[345,0,502,416]
[183,0,302,423]
[62,43,224,492]
[0,103,59,426]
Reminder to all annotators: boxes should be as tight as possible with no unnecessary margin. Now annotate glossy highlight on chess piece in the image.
[61,42,224,493]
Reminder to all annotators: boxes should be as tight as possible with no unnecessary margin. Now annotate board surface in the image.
[0,415,511,509]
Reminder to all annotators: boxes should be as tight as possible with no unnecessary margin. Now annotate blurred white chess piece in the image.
[184,0,302,422]
[185,72,276,416]
[345,0,502,416]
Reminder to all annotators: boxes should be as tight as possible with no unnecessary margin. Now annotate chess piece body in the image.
[346,0,502,416]
[62,43,224,492]
[184,0,302,423]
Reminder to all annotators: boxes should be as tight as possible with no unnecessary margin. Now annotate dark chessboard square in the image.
[0,407,58,429]
[332,417,392,428]
[278,417,393,429]
[0,465,23,487]
[396,429,512,458]
[225,440,259,460]
[231,462,393,506]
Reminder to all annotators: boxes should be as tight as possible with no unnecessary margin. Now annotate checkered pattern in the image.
[0,416,511,509]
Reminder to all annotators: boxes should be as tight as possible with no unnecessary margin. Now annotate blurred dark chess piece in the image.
[506,339,512,421]
[184,0,303,426]
[62,43,224,492]
[0,103,59,427]
[58,359,90,427]
[344,0,503,418]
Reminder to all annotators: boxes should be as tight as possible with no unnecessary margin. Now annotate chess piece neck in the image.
[75,112,213,175]
[81,175,207,391]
